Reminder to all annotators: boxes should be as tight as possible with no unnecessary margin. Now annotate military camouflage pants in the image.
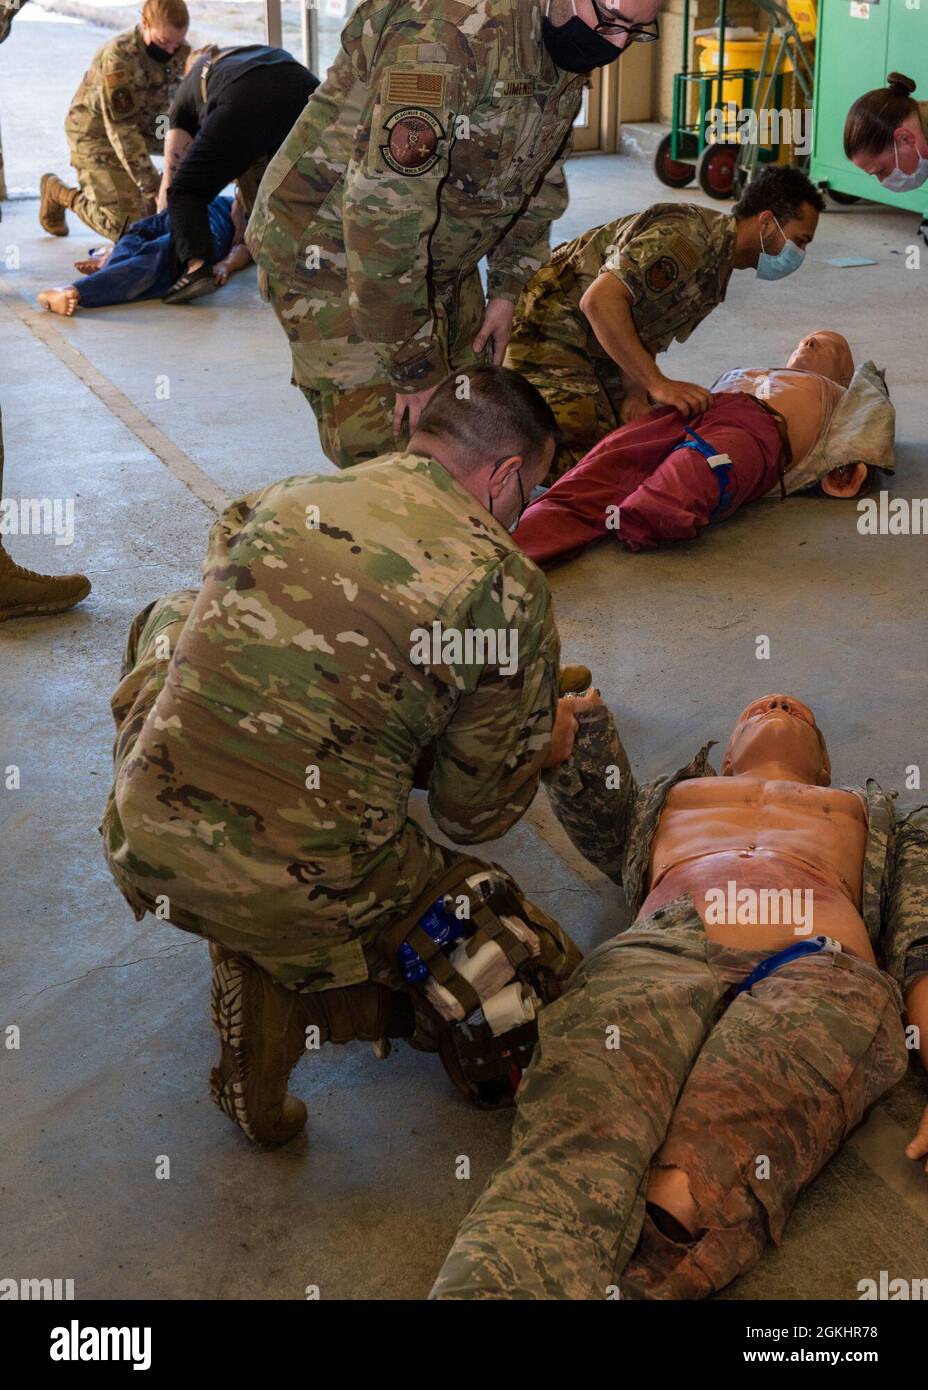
[431,896,907,1299]
[102,589,579,1008]
[300,383,397,470]
[263,267,487,470]
[504,333,626,482]
[69,152,151,242]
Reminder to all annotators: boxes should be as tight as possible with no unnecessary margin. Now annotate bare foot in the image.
[645,1165,699,1237]
[73,255,106,275]
[38,287,80,317]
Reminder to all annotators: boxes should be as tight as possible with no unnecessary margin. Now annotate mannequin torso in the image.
[642,776,873,958]
[710,367,845,466]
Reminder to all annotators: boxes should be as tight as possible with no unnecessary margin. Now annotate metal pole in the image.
[303,1,318,73]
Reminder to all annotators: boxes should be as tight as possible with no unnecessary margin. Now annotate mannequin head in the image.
[722,694,831,786]
[787,330,854,387]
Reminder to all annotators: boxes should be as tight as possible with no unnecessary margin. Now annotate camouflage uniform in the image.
[0,0,28,44]
[245,0,585,470]
[100,451,567,992]
[505,203,739,477]
[431,707,928,1299]
[65,27,189,241]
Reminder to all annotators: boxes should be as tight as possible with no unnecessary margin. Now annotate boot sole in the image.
[209,955,307,1147]
[39,216,69,237]
[0,588,91,623]
[163,276,219,305]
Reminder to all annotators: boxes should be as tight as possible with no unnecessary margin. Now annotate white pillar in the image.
[263,0,282,48]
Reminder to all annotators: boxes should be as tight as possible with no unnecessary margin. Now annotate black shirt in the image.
[169,45,304,135]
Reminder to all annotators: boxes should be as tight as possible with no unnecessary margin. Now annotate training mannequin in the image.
[515,331,891,565]
[432,694,928,1300]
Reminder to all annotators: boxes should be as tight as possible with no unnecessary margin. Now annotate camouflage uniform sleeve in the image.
[485,149,571,303]
[884,804,928,989]
[0,0,28,41]
[541,704,637,885]
[100,45,159,196]
[601,212,710,309]
[342,19,479,391]
[427,551,560,842]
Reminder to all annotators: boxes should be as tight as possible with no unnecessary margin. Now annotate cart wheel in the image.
[697,143,737,199]
[827,189,861,206]
[654,133,695,189]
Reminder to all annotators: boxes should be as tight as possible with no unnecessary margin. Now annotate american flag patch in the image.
[667,234,701,272]
[386,70,446,108]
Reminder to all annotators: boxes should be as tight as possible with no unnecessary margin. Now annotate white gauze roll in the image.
[483,982,538,1036]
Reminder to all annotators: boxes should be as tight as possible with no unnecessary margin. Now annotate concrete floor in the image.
[2,15,928,1302]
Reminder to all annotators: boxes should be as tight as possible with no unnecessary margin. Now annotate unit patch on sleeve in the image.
[644,255,680,293]
[105,65,136,118]
[381,107,445,175]
[110,86,136,117]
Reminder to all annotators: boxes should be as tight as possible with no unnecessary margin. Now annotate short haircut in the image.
[417,365,558,469]
[732,164,825,222]
[184,43,221,74]
[142,0,190,29]
[844,73,919,159]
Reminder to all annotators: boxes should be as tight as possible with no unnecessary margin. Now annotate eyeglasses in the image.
[590,1,660,42]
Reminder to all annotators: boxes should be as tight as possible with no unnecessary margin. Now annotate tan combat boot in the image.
[39,173,77,237]
[208,943,309,1148]
[0,546,91,622]
[207,941,416,1146]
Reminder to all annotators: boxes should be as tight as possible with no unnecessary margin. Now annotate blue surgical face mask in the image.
[879,138,928,192]
[756,214,805,281]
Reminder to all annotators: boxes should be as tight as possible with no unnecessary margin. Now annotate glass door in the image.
[572,74,603,152]
[570,63,621,154]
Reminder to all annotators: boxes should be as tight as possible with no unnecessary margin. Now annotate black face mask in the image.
[542,14,623,73]
[145,39,174,63]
